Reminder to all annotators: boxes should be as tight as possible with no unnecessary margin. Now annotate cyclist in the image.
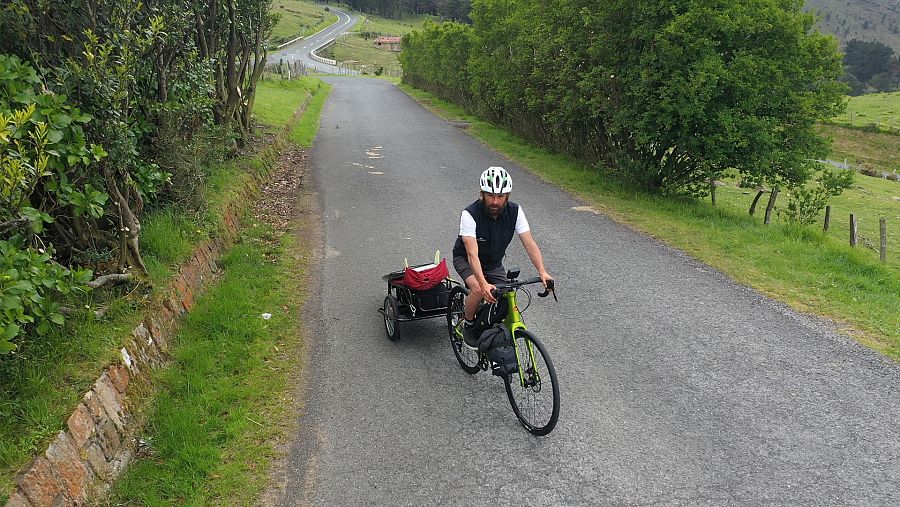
[452,166,553,349]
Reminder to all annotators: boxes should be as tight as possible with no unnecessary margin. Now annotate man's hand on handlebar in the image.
[539,271,554,291]
[537,276,557,301]
[481,282,498,304]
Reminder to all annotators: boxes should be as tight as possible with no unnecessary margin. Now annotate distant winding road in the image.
[267,6,357,73]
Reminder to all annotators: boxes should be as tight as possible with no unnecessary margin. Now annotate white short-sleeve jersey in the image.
[459,207,530,237]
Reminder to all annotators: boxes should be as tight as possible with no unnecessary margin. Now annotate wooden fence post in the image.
[881,217,887,263]
[823,205,831,232]
[850,214,857,247]
[749,189,765,216]
[764,187,779,225]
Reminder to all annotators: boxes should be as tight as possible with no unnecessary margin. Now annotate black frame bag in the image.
[473,297,508,335]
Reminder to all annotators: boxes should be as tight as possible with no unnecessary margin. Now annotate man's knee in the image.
[464,276,482,298]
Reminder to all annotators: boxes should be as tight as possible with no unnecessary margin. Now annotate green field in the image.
[269,0,337,45]
[353,13,436,37]
[829,91,900,133]
[330,36,403,75]
[819,123,900,175]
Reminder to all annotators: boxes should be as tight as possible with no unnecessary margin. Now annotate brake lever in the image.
[537,279,557,301]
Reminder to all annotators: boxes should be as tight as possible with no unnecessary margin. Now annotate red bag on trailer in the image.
[401,258,449,291]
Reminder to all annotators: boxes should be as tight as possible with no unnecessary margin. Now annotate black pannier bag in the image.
[412,284,449,312]
[477,325,518,377]
[473,297,508,335]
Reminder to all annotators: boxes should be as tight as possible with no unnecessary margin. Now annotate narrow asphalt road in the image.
[278,78,900,505]
[267,7,357,73]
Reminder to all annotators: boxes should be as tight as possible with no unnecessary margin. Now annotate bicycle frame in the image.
[502,289,540,388]
[451,284,542,386]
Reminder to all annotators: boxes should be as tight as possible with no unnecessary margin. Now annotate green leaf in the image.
[0,339,16,354]
[1,323,20,341]
[51,114,72,127]
[47,129,64,144]
[50,313,65,325]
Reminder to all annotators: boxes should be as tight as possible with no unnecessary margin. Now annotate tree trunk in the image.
[103,168,147,274]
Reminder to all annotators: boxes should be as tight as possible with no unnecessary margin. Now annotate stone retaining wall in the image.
[5,210,241,507]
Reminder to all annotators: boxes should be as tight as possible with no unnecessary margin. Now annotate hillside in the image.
[804,0,900,53]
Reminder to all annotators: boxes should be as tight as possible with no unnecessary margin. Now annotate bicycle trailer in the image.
[378,252,459,341]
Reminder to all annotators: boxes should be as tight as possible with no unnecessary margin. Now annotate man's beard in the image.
[484,198,505,217]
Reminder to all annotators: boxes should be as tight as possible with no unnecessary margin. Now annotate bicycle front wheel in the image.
[504,330,560,435]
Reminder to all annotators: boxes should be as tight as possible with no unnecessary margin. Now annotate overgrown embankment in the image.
[0,76,329,503]
[107,76,327,504]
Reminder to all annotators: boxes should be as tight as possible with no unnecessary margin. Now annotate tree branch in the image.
[87,273,133,289]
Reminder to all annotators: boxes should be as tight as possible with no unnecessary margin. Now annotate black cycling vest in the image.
[452,199,519,270]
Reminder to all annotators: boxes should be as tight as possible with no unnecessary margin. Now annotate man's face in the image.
[481,191,509,218]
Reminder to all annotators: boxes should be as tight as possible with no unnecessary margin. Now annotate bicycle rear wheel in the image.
[504,330,560,435]
[447,286,480,374]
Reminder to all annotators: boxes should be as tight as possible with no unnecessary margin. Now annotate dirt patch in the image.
[252,149,309,234]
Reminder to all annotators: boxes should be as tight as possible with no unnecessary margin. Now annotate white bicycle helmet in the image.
[480,166,512,194]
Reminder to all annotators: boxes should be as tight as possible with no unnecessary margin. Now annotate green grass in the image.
[0,78,322,501]
[330,35,403,75]
[819,123,900,174]
[253,76,330,147]
[110,223,307,505]
[353,12,435,37]
[254,77,315,130]
[269,0,338,45]
[291,79,331,146]
[110,78,326,503]
[0,296,140,500]
[399,83,900,358]
[828,91,900,133]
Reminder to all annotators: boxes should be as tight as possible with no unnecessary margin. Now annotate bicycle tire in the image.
[447,286,480,374]
[383,295,401,341]
[504,329,560,435]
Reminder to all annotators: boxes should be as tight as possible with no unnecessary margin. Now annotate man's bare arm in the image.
[519,231,552,287]
[462,236,497,303]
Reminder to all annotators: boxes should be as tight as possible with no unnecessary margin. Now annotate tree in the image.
[844,38,894,83]
[402,0,847,195]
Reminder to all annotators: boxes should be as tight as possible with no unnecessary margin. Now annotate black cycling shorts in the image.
[453,256,507,285]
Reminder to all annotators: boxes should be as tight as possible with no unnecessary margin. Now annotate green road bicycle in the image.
[446,270,561,435]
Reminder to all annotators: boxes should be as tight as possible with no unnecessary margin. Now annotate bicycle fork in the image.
[503,292,540,388]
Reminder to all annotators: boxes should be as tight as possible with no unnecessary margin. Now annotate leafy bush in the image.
[783,169,855,225]
[0,239,93,353]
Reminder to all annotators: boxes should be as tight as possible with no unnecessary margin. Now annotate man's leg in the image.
[463,274,482,321]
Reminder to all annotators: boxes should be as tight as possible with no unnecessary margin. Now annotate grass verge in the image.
[110,221,308,505]
[398,83,900,358]
[0,77,322,501]
[108,78,326,503]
